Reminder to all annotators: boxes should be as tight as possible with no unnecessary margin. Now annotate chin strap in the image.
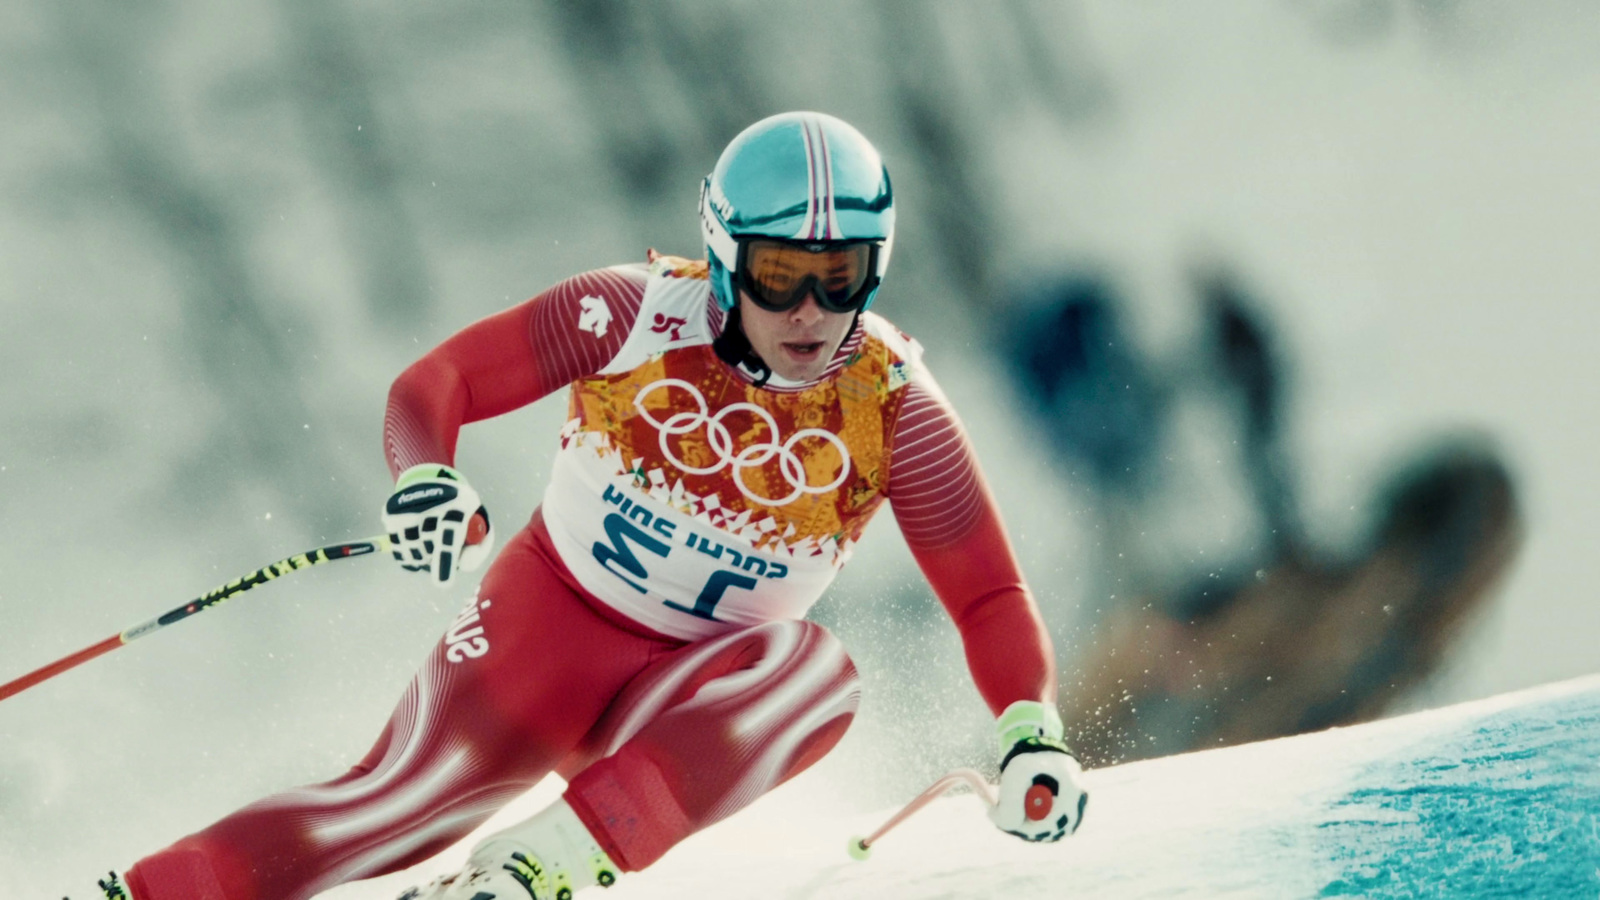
[843,309,862,346]
[712,305,773,388]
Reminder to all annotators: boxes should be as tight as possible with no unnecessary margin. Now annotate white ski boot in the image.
[398,800,618,900]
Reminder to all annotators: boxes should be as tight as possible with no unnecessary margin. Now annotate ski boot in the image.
[398,800,618,900]
[80,871,131,900]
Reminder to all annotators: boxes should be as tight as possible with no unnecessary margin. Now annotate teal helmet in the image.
[699,112,895,312]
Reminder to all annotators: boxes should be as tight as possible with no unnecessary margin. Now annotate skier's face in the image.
[737,290,856,383]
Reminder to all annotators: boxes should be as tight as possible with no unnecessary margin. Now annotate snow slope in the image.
[321,674,1600,900]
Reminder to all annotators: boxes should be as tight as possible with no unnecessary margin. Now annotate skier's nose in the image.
[789,294,826,326]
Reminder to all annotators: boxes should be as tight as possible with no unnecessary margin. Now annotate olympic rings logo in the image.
[632,378,851,506]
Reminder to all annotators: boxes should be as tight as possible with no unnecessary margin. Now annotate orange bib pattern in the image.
[565,341,903,559]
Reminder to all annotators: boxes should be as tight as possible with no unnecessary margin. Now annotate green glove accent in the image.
[995,699,1065,760]
[394,463,464,490]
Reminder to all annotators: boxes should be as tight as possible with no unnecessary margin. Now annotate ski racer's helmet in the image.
[700,111,895,313]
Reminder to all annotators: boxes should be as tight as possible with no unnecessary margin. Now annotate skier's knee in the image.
[787,620,857,675]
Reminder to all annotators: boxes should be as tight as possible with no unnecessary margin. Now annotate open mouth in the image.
[782,341,826,359]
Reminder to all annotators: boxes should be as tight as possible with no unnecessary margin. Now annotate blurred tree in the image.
[278,0,435,327]
[51,2,362,531]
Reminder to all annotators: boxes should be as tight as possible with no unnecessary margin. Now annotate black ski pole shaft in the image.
[0,535,389,704]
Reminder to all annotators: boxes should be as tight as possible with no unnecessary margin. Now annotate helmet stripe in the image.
[812,117,825,239]
[794,116,843,241]
[818,121,840,239]
[798,118,821,240]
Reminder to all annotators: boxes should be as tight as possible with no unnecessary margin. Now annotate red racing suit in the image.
[125,254,1055,900]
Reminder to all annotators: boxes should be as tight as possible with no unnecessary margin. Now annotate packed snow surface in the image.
[323,674,1600,899]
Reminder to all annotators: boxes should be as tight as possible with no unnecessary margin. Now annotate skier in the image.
[100,111,1086,900]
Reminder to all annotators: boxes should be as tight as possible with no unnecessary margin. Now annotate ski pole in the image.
[0,535,390,704]
[848,767,997,860]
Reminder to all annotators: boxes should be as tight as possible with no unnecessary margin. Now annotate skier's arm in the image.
[889,378,1088,840]
[887,380,1056,714]
[383,266,645,476]
[380,266,643,585]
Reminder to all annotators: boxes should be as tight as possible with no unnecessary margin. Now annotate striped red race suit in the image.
[125,253,1055,900]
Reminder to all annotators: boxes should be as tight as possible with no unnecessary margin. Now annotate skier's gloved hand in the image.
[989,700,1088,842]
[382,464,493,588]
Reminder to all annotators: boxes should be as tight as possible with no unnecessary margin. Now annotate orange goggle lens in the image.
[738,240,875,313]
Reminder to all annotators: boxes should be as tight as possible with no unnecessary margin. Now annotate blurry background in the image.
[2,0,1598,894]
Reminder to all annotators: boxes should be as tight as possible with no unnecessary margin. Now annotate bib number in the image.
[592,512,759,622]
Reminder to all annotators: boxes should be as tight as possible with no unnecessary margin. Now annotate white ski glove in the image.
[382,464,494,588]
[989,700,1088,842]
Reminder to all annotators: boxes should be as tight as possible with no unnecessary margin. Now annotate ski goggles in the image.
[735,239,880,314]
